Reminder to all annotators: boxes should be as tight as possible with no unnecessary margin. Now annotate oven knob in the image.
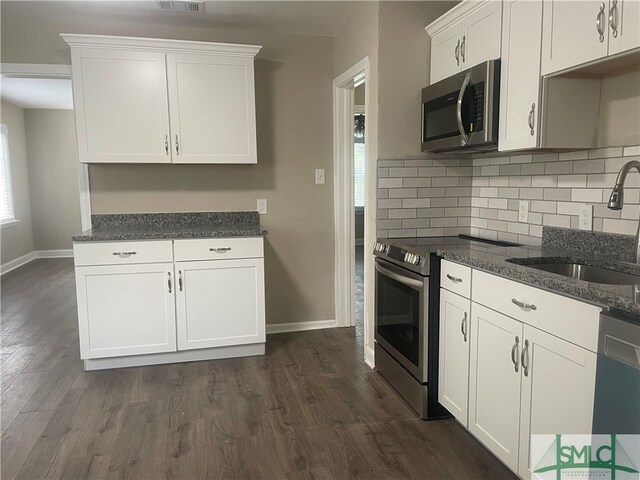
[411,255,421,265]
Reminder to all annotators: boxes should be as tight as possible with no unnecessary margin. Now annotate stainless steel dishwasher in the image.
[592,311,640,434]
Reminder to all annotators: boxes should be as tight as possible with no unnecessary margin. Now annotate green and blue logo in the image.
[532,434,640,480]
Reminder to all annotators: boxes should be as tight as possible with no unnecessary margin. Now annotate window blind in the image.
[0,124,15,223]
[354,143,366,208]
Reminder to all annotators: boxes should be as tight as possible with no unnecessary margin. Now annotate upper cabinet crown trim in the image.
[60,34,262,57]
[425,0,492,37]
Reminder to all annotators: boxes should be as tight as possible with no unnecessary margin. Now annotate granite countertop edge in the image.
[72,227,269,242]
[437,248,640,317]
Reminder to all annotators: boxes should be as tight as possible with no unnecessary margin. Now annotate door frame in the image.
[333,57,374,367]
[0,63,91,230]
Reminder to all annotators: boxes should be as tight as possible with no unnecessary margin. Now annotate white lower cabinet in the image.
[75,262,177,359]
[468,302,523,472]
[175,258,266,350]
[517,325,596,479]
[439,288,471,426]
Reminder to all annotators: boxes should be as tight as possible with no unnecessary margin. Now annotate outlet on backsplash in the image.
[579,205,593,231]
[519,200,529,223]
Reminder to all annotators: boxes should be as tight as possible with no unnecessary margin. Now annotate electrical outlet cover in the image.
[579,204,593,230]
[519,200,529,223]
[257,199,267,215]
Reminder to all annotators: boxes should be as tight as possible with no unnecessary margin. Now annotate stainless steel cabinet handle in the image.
[511,336,520,372]
[446,274,463,283]
[454,39,460,66]
[209,247,232,253]
[164,134,169,155]
[460,35,466,63]
[528,103,536,136]
[511,298,537,311]
[597,2,606,42]
[521,339,530,377]
[167,272,172,293]
[456,71,471,146]
[178,270,183,291]
[609,0,618,38]
[461,312,468,342]
[175,134,180,155]
[112,251,137,258]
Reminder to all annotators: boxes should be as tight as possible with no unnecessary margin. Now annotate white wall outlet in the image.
[579,204,593,230]
[518,200,529,223]
[315,168,326,185]
[257,199,268,215]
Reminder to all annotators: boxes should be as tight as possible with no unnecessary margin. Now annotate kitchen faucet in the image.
[608,160,640,263]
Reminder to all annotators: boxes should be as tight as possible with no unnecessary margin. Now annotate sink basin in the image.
[507,260,640,285]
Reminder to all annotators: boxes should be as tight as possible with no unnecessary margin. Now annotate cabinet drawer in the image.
[441,260,472,298]
[174,237,263,262]
[472,270,601,352]
[74,240,173,266]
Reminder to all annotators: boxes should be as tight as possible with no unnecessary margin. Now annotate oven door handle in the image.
[456,71,471,146]
[375,262,424,290]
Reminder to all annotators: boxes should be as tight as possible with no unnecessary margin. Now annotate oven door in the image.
[374,258,428,383]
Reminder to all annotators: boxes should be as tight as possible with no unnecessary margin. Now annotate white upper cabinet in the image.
[62,35,261,164]
[460,1,502,69]
[608,0,640,55]
[542,0,640,75]
[499,0,544,151]
[427,0,502,84]
[69,48,172,164]
[430,23,463,84]
[167,53,257,164]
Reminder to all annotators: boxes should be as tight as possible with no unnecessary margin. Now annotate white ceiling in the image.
[0,78,73,110]
[3,1,370,37]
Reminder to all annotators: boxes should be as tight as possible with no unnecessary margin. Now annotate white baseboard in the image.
[1,249,74,275]
[0,251,37,275]
[364,345,375,368]
[266,319,337,335]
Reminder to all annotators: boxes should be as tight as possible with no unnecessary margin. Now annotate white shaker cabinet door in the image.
[175,258,265,350]
[468,302,523,473]
[75,263,177,359]
[517,325,597,479]
[439,289,471,427]
[460,0,502,69]
[608,0,640,55]
[499,0,543,151]
[70,48,172,163]
[541,0,610,75]
[167,53,257,164]
[430,23,462,84]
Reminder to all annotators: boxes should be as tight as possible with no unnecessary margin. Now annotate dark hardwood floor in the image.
[1,258,516,480]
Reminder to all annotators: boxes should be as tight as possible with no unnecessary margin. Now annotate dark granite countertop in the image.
[437,242,640,317]
[72,212,268,242]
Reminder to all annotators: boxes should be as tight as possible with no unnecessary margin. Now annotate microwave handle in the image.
[456,71,471,146]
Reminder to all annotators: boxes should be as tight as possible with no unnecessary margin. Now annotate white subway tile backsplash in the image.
[377,146,639,242]
[571,188,603,203]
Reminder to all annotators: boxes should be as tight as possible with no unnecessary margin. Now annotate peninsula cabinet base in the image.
[83,342,265,371]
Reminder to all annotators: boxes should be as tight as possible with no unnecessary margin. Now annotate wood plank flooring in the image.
[1,258,517,479]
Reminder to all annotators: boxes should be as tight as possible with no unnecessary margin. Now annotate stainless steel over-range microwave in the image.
[421,60,500,153]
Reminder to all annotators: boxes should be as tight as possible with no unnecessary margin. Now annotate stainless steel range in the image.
[373,235,518,419]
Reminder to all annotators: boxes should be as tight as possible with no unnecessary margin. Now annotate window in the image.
[354,113,365,208]
[0,124,16,224]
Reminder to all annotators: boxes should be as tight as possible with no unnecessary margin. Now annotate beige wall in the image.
[377,1,457,160]
[1,10,336,325]
[0,101,35,264]
[24,109,81,251]
[598,71,640,147]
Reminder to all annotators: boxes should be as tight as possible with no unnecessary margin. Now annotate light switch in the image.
[257,199,267,215]
[315,169,325,185]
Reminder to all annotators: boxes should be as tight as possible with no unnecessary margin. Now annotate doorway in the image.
[333,57,374,367]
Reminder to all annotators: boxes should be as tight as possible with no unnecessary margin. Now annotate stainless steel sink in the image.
[512,262,640,285]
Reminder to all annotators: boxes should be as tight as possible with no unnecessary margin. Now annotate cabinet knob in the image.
[511,298,537,311]
[461,311,468,342]
[511,336,520,373]
[460,35,466,63]
[454,39,460,66]
[521,339,530,377]
[209,247,232,253]
[609,0,619,38]
[175,134,180,155]
[167,272,172,293]
[112,251,137,258]
[528,103,536,136]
